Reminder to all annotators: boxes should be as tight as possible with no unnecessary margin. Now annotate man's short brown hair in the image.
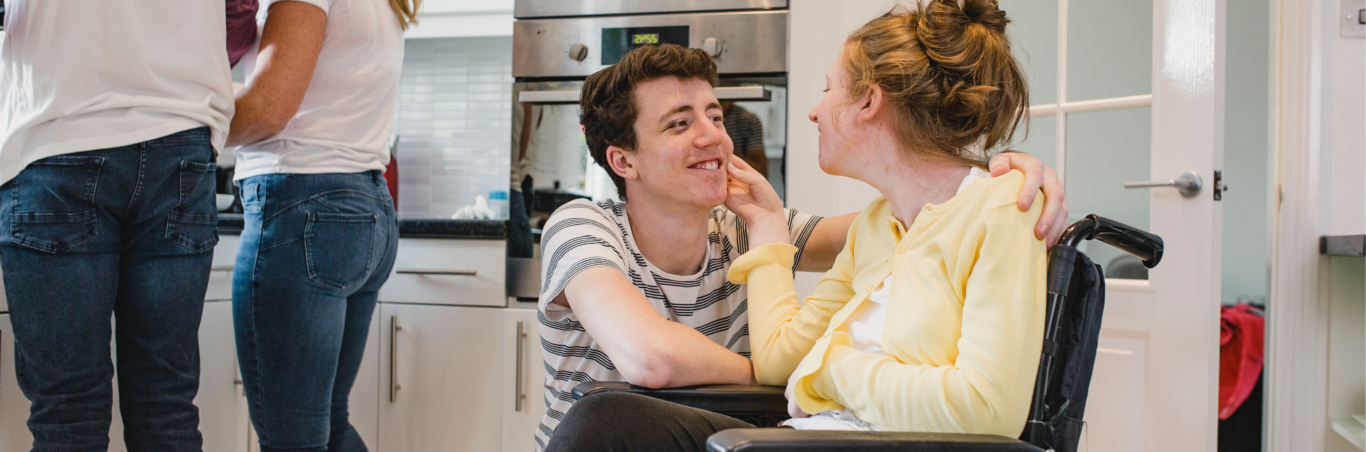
[580,44,719,200]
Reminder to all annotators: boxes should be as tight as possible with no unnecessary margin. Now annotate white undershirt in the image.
[0,0,234,185]
[785,167,991,431]
[233,0,403,180]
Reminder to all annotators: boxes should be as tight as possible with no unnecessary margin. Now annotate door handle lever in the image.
[1124,171,1203,198]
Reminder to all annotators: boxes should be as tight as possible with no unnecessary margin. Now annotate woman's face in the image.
[808,59,858,178]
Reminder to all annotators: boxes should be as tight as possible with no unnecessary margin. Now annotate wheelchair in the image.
[572,214,1164,452]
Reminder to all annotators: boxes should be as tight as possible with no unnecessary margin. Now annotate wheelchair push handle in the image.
[1058,214,1164,268]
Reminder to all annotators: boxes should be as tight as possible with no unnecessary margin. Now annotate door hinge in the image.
[1213,170,1228,201]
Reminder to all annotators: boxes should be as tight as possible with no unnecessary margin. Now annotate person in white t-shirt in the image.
[226,0,415,450]
[0,1,234,449]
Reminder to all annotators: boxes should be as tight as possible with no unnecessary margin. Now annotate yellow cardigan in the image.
[728,170,1046,436]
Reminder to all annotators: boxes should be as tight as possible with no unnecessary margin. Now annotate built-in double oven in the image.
[506,0,791,298]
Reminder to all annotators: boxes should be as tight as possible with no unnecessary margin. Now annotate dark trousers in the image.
[233,171,398,452]
[0,127,218,451]
[545,392,755,452]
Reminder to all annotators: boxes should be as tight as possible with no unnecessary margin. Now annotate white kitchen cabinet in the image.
[206,235,241,301]
[0,314,30,452]
[102,299,247,452]
[502,308,546,452]
[378,239,507,308]
[351,304,381,450]
[198,300,250,452]
[378,303,504,452]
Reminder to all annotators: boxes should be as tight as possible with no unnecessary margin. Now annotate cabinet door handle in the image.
[390,315,402,403]
[395,268,477,276]
[211,265,234,272]
[515,320,527,412]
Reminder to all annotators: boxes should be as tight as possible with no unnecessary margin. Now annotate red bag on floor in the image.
[1219,304,1264,420]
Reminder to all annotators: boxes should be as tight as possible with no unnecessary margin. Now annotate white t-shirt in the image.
[0,0,235,185]
[233,0,403,180]
[786,166,991,432]
[534,199,822,450]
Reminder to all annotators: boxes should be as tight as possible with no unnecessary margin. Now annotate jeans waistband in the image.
[146,127,212,146]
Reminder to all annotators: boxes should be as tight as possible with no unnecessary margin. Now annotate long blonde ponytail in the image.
[390,0,421,30]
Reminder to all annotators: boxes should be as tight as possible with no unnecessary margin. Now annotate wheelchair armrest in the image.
[706,429,1045,452]
[572,381,788,415]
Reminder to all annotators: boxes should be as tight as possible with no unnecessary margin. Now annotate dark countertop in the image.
[1321,235,1366,256]
[217,214,506,240]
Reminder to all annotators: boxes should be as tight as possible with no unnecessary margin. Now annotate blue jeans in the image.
[0,127,218,451]
[233,171,397,452]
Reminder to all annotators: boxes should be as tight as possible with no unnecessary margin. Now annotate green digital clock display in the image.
[632,33,660,45]
[602,26,690,65]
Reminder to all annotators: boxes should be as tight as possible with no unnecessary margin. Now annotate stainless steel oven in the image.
[505,0,790,298]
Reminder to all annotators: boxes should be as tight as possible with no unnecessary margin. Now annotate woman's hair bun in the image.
[840,0,1028,167]
[959,0,1009,32]
[919,0,1008,34]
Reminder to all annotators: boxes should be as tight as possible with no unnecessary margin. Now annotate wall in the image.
[1319,0,1366,236]
[394,37,513,219]
[405,0,514,39]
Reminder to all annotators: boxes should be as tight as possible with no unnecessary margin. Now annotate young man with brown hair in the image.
[532,44,1066,449]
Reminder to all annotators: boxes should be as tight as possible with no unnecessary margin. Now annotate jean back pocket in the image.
[165,160,219,253]
[8,155,105,253]
[304,212,378,289]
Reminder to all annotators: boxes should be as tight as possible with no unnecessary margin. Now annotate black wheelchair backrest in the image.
[1020,215,1163,452]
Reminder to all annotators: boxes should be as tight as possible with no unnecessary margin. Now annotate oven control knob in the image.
[568,43,588,62]
[701,37,723,57]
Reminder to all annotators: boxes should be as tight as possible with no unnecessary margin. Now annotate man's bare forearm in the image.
[560,267,757,389]
[795,212,857,273]
[641,322,757,388]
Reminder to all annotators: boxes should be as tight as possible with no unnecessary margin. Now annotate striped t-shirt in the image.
[534,199,822,449]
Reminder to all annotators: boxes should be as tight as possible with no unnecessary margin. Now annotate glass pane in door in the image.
[1065,107,1152,280]
[1013,114,1055,168]
[1003,0,1058,105]
[1067,0,1153,101]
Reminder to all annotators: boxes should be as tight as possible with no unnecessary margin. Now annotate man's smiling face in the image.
[615,76,734,210]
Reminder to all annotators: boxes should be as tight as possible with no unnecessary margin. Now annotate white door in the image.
[378,303,504,452]
[1005,0,1224,450]
[502,308,546,452]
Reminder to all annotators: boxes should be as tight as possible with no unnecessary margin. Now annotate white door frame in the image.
[1266,0,1331,450]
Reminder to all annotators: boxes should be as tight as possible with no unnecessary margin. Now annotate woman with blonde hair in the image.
[546,0,1045,449]
[227,0,420,450]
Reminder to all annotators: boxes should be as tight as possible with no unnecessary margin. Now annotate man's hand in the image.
[987,151,1069,248]
[724,157,789,247]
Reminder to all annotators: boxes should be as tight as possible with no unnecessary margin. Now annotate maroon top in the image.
[226,0,260,67]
